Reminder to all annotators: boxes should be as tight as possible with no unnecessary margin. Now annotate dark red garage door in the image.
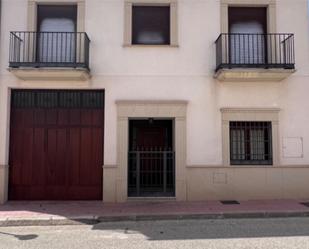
[9,90,104,200]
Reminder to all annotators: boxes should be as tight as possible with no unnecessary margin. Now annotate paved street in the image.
[1,217,309,249]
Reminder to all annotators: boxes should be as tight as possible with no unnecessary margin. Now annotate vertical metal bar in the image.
[225,34,228,64]
[136,151,140,196]
[292,35,295,64]
[70,33,72,63]
[79,33,82,63]
[9,33,12,62]
[60,32,63,63]
[163,151,167,193]
[65,33,68,63]
[50,32,53,63]
[33,32,35,63]
[279,34,282,64]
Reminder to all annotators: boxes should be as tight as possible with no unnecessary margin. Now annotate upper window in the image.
[230,121,272,165]
[37,5,77,32]
[228,7,267,34]
[228,7,267,65]
[37,5,77,63]
[132,6,170,45]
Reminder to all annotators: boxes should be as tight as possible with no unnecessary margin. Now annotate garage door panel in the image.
[11,110,23,129]
[9,90,104,200]
[32,128,46,185]
[34,109,45,125]
[58,109,69,126]
[68,128,81,185]
[56,129,68,185]
[46,109,58,125]
[80,128,93,185]
[81,110,92,126]
[91,128,104,185]
[21,128,34,185]
[9,129,23,185]
[67,186,102,200]
[92,110,104,126]
[46,128,67,185]
[69,109,81,125]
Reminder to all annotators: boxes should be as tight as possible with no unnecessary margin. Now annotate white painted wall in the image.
[0,0,309,169]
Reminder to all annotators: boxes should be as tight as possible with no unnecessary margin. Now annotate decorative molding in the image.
[116,100,188,118]
[107,100,187,202]
[221,107,281,113]
[116,100,187,105]
[187,165,309,169]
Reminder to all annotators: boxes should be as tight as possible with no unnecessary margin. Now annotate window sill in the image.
[123,43,179,48]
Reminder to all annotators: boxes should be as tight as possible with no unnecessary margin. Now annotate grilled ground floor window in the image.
[230,121,272,165]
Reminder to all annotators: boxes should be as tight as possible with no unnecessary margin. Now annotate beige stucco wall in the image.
[0,0,309,203]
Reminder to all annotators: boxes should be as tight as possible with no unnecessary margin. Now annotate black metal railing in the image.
[215,33,295,71]
[9,31,90,69]
[128,149,175,197]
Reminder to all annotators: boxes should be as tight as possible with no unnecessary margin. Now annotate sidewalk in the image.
[1,199,309,227]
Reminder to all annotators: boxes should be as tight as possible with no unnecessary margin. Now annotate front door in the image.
[128,119,175,197]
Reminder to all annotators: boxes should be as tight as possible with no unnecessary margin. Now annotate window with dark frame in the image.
[229,121,273,165]
[132,6,170,45]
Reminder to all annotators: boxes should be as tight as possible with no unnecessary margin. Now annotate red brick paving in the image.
[0,200,308,220]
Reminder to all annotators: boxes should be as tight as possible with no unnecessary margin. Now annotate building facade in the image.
[0,0,308,203]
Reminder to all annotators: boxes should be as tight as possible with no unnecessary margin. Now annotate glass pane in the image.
[228,7,267,64]
[37,5,77,63]
[132,6,170,45]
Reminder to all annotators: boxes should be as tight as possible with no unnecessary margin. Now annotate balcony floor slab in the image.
[8,67,91,81]
[214,68,296,82]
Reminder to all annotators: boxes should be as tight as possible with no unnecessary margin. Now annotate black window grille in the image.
[230,121,272,165]
[11,90,104,109]
[132,6,170,45]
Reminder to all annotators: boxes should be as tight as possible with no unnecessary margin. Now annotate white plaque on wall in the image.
[282,137,303,158]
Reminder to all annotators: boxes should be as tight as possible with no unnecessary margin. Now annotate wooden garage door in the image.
[9,90,104,200]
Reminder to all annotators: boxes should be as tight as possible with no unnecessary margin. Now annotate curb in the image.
[1,211,309,227]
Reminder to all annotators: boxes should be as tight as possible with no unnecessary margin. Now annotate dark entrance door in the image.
[9,90,104,200]
[128,119,175,197]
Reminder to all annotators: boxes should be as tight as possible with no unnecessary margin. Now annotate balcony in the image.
[8,31,91,81]
[214,33,296,82]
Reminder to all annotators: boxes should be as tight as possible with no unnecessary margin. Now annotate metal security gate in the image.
[9,90,104,200]
[128,119,175,197]
[128,150,175,197]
